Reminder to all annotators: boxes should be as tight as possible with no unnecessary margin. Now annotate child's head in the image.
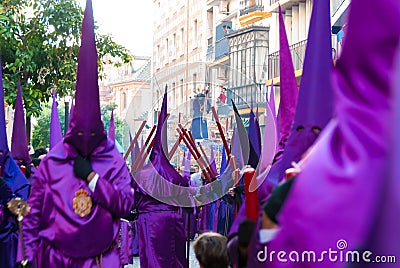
[193,232,229,268]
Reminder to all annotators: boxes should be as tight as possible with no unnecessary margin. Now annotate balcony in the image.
[267,39,307,83]
[331,0,351,27]
[206,45,215,62]
[239,4,272,26]
[207,0,223,6]
[215,37,230,60]
[266,0,306,13]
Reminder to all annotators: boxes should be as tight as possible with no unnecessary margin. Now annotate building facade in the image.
[99,56,152,145]
[152,0,350,139]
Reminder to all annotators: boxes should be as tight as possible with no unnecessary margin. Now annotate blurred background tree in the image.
[0,0,132,141]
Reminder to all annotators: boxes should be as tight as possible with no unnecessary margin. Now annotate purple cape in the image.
[18,139,134,266]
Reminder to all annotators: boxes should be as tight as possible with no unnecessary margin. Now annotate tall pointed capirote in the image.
[183,151,191,179]
[231,100,250,166]
[49,90,63,150]
[267,0,400,266]
[265,0,334,187]
[108,109,115,141]
[220,146,227,175]
[232,100,258,169]
[64,0,106,157]
[276,5,298,149]
[11,81,31,164]
[69,98,74,121]
[268,81,277,122]
[269,81,278,151]
[209,146,217,176]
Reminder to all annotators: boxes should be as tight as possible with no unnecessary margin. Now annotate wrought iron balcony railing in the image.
[331,0,346,16]
[240,4,264,16]
[270,0,280,5]
[267,39,307,80]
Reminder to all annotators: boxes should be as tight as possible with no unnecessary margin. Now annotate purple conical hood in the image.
[11,81,31,164]
[69,98,74,121]
[209,147,217,176]
[248,107,260,169]
[232,101,250,166]
[64,0,106,157]
[264,0,333,187]
[230,127,244,168]
[267,0,400,265]
[220,145,227,175]
[181,151,186,168]
[49,90,63,150]
[129,132,139,165]
[268,81,277,121]
[183,151,191,179]
[258,93,277,179]
[108,109,115,141]
[150,86,168,161]
[269,81,278,151]
[276,6,298,149]
[146,87,186,185]
[0,59,10,167]
[131,87,189,208]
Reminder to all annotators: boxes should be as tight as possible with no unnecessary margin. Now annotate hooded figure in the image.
[16,1,134,267]
[132,87,189,268]
[265,0,400,268]
[228,0,334,266]
[0,60,30,268]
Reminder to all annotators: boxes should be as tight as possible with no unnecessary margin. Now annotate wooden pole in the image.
[124,120,147,160]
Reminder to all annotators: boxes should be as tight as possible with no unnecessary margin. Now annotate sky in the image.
[79,0,154,56]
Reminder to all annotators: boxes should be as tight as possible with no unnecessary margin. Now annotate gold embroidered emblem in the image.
[73,189,92,217]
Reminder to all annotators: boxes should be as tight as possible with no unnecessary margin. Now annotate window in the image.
[180,28,185,55]
[122,92,127,109]
[165,38,169,63]
[193,73,197,92]
[180,79,184,105]
[172,82,176,108]
[156,45,160,68]
[193,19,198,48]
[172,33,176,59]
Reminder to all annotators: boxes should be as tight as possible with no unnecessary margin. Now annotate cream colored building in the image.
[99,56,152,145]
[152,0,210,126]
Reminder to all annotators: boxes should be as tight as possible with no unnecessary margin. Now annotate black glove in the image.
[238,219,257,248]
[122,209,138,222]
[15,261,32,268]
[73,155,93,180]
[0,177,13,202]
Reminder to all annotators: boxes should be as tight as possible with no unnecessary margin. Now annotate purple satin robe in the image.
[119,219,133,265]
[135,193,186,268]
[17,139,134,267]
